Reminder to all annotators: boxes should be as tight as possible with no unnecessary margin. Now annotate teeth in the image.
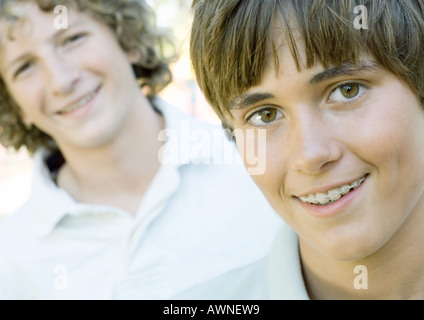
[329,189,342,201]
[341,185,350,195]
[299,176,366,206]
[60,90,96,114]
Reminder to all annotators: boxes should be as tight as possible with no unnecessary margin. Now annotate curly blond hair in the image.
[0,0,176,154]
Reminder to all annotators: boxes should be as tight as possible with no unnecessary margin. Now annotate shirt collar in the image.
[27,98,225,235]
[27,98,236,236]
[27,149,76,236]
[268,225,310,300]
[28,150,126,236]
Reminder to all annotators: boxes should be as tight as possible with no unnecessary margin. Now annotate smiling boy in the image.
[0,0,281,299]
[190,0,424,299]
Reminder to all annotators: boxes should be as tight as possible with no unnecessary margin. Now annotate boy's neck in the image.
[55,95,165,215]
[299,206,424,300]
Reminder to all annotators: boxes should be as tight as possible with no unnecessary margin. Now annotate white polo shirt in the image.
[268,226,309,300]
[173,223,310,300]
[0,99,282,300]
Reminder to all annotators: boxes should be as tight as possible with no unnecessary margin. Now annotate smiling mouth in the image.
[58,87,100,115]
[298,174,368,206]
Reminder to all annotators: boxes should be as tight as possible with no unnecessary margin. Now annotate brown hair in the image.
[0,0,176,154]
[190,0,424,130]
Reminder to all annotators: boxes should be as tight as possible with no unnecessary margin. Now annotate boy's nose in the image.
[289,112,343,175]
[44,54,80,95]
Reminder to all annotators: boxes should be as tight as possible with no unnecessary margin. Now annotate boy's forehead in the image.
[0,1,83,29]
[0,2,82,68]
[0,14,25,57]
[0,2,92,44]
[0,2,47,40]
[0,0,35,23]
[264,25,379,81]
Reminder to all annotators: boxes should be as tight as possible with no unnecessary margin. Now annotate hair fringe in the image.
[190,0,424,130]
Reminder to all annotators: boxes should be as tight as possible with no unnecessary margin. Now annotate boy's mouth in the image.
[58,87,100,115]
[298,175,368,206]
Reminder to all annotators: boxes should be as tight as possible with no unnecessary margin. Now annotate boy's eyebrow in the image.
[309,61,380,85]
[229,61,380,111]
[229,92,275,111]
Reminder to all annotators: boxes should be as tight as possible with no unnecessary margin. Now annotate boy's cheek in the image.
[233,128,269,176]
[250,153,285,201]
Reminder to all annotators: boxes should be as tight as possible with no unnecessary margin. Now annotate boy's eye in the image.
[329,83,365,103]
[64,33,86,45]
[340,84,359,98]
[248,107,284,126]
[14,61,33,78]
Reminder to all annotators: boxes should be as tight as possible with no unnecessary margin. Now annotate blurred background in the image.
[0,0,219,218]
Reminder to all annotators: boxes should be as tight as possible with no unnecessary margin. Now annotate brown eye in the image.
[258,109,277,123]
[329,82,366,104]
[248,107,284,126]
[340,84,360,99]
